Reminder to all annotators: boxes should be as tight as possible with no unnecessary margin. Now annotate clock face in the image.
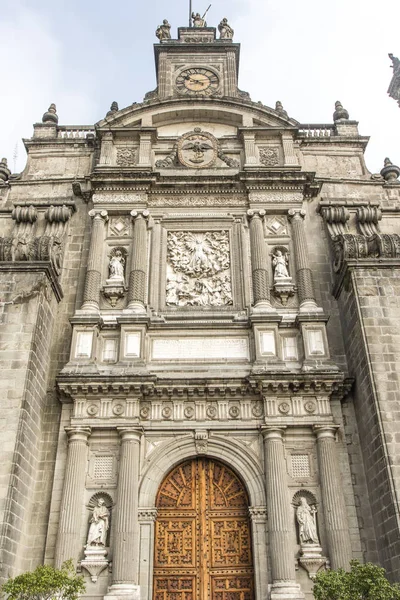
[176,68,220,96]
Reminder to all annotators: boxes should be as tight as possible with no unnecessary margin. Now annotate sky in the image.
[0,0,399,174]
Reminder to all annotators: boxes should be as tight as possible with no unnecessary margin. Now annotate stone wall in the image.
[337,266,400,578]
[0,270,57,579]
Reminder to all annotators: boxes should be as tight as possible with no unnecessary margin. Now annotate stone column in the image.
[262,427,303,600]
[288,209,318,312]
[127,211,149,313]
[82,209,108,312]
[247,209,272,310]
[54,427,91,568]
[107,427,143,600]
[314,426,352,570]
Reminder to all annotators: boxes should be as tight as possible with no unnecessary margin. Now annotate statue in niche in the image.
[86,498,110,547]
[192,12,207,27]
[272,249,289,280]
[156,19,171,40]
[108,249,125,282]
[218,18,234,39]
[296,497,320,545]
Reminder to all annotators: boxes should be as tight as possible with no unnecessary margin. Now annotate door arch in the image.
[153,458,255,600]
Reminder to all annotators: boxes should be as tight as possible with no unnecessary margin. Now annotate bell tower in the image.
[154,24,240,99]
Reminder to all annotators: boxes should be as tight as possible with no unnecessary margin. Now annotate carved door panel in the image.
[154,459,254,600]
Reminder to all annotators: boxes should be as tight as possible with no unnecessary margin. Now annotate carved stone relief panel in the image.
[116,147,137,167]
[258,146,280,167]
[166,231,233,307]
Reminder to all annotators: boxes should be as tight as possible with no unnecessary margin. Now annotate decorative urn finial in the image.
[42,103,58,124]
[380,157,400,182]
[333,101,349,121]
[106,101,119,117]
[0,158,11,182]
[275,101,288,118]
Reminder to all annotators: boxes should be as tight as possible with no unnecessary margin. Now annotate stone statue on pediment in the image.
[192,12,207,27]
[156,19,171,40]
[218,18,234,39]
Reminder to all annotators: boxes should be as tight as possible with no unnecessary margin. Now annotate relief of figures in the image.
[166,231,232,307]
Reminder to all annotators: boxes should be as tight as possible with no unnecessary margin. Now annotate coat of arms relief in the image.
[166,231,233,307]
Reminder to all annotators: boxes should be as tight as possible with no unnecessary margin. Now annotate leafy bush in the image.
[313,560,400,600]
[1,560,85,600]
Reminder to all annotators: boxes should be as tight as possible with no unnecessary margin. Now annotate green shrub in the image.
[313,560,400,600]
[1,560,85,600]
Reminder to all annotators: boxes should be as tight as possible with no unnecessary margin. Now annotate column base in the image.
[270,581,304,600]
[252,301,276,313]
[299,300,323,313]
[125,301,147,314]
[80,301,100,313]
[104,584,140,600]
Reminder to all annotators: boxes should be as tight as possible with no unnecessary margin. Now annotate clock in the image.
[176,68,220,96]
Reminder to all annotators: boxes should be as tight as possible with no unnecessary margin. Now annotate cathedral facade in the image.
[1,18,400,600]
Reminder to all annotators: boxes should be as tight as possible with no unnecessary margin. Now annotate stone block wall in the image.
[337,266,400,579]
[0,270,57,579]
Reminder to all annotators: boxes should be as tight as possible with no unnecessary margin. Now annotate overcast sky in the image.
[1,0,399,174]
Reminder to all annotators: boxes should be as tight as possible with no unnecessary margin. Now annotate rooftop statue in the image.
[156,19,171,40]
[389,53,400,76]
[218,18,234,39]
[388,54,400,107]
[192,12,207,27]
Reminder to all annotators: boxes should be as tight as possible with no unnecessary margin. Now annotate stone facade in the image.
[1,21,400,600]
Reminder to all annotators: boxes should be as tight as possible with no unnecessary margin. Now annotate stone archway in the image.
[152,458,255,600]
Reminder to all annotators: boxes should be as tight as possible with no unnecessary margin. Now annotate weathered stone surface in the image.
[1,15,400,600]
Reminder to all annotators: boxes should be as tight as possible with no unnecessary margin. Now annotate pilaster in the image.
[281,133,298,166]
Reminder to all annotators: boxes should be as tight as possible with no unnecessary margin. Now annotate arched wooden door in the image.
[153,458,254,600]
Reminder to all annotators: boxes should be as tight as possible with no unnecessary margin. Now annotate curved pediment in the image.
[95,96,299,131]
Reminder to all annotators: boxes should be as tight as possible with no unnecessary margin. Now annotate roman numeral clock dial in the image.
[176,68,220,96]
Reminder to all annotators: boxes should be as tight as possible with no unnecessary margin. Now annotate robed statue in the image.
[296,497,320,545]
[86,498,110,547]
[156,19,171,40]
[218,18,234,39]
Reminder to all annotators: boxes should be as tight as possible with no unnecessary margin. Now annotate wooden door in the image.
[153,458,254,600]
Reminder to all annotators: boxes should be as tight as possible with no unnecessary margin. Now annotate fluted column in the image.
[314,426,352,570]
[82,209,108,311]
[127,211,149,312]
[247,209,272,309]
[54,427,91,567]
[111,427,143,592]
[288,209,317,311]
[262,427,303,599]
